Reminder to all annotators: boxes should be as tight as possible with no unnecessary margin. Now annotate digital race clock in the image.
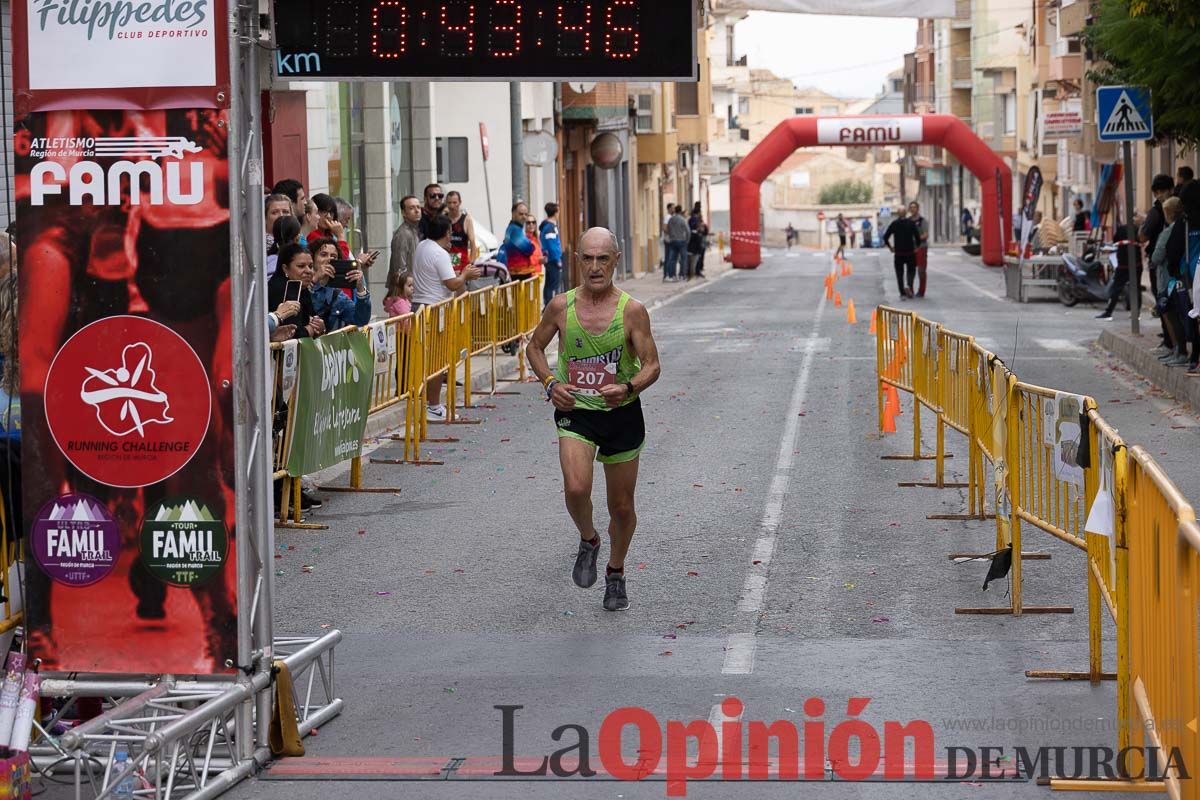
[271,0,697,81]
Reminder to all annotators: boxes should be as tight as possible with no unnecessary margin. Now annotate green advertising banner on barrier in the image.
[286,332,374,476]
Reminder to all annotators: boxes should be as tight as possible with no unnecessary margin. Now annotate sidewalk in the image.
[1098,325,1200,414]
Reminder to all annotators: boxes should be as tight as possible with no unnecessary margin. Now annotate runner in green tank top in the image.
[527,228,662,611]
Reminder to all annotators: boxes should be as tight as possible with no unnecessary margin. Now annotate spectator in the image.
[271,178,307,220]
[665,205,689,282]
[1151,197,1187,366]
[1166,180,1200,372]
[835,213,848,261]
[1072,198,1091,232]
[908,202,930,297]
[311,193,351,258]
[411,216,480,421]
[389,195,422,283]
[1096,223,1144,320]
[298,200,319,246]
[309,238,372,333]
[1027,211,1044,252]
[1176,166,1195,196]
[524,217,545,276]
[785,223,796,249]
[882,207,919,299]
[1141,174,1176,348]
[540,202,563,306]
[661,204,675,267]
[445,190,478,270]
[502,202,537,278]
[688,206,710,280]
[384,270,414,319]
[419,183,446,240]
[265,194,292,252]
[686,202,704,280]
[335,197,355,234]
[266,243,325,338]
[862,217,874,248]
[266,214,301,278]
[961,207,974,243]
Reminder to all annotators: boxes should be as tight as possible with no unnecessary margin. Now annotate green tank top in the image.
[556,289,641,411]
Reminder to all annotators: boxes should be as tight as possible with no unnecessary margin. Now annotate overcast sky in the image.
[734,13,918,100]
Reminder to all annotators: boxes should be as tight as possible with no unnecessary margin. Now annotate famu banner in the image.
[285,332,374,477]
[17,108,236,675]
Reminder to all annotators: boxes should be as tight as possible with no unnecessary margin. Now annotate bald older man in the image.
[527,227,662,611]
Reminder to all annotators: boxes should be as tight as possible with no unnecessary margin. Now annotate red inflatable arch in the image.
[729,114,1012,268]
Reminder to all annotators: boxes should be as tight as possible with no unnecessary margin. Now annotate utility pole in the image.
[510,82,525,205]
[1123,140,1139,335]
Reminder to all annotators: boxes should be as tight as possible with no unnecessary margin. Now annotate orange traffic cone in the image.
[847,299,857,325]
[846,261,853,275]
[834,292,842,307]
[868,309,877,334]
[886,385,902,418]
[882,399,897,433]
[825,277,834,300]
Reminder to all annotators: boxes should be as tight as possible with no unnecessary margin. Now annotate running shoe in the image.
[426,404,447,422]
[573,537,600,588]
[1188,363,1200,376]
[1166,355,1190,367]
[301,489,323,509]
[603,573,629,611]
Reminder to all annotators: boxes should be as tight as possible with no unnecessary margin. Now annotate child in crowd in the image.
[384,271,414,319]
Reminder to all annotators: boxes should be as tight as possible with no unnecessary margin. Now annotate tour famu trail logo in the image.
[140,498,228,587]
[80,342,172,438]
[31,493,120,587]
[34,0,210,40]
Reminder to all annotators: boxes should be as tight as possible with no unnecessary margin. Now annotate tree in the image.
[818,180,873,206]
[1086,0,1200,146]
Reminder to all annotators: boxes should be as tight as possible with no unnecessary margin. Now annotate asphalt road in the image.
[226,246,1195,800]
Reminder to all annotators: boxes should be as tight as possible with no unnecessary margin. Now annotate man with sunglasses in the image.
[527,228,662,612]
[419,183,447,241]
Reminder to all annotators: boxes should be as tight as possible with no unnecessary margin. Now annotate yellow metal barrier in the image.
[874,309,1200,796]
[1122,447,1199,799]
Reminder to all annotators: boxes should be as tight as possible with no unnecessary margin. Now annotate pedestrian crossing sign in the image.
[1097,86,1153,142]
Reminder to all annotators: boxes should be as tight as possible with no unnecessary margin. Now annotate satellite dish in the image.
[567,82,597,94]
[523,131,557,167]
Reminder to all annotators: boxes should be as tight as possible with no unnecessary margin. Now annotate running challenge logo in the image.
[45,316,212,489]
[494,699,1189,796]
[27,1,217,91]
[29,137,205,207]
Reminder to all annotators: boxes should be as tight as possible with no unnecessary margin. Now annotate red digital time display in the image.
[272,0,694,80]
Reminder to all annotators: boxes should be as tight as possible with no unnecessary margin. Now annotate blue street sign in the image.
[1097,86,1153,142]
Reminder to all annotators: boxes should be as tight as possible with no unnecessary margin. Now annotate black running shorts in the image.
[554,398,646,464]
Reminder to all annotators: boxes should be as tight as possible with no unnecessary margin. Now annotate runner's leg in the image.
[560,437,600,541]
[602,457,639,569]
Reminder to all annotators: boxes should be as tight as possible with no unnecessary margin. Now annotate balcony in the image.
[952,57,972,88]
[562,83,629,122]
[953,0,972,28]
[1050,52,1082,83]
[636,131,678,166]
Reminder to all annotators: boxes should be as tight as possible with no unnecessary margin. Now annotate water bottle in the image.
[112,748,136,798]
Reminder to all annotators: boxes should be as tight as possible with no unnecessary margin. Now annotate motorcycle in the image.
[1057,241,1112,307]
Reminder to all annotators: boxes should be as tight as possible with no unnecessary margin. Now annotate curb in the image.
[1097,328,1200,413]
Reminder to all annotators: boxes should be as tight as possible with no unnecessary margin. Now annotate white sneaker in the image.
[426,405,447,422]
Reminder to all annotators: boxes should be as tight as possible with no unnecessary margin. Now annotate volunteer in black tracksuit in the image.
[882,211,920,298]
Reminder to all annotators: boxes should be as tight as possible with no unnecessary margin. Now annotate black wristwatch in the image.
[624,381,635,397]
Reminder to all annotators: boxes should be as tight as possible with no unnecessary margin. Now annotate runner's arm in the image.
[624,300,661,395]
[526,294,566,385]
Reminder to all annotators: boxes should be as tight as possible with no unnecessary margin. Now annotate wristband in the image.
[624,381,635,397]
[542,374,557,388]
[545,379,559,399]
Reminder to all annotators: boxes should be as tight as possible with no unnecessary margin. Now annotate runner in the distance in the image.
[527,227,661,611]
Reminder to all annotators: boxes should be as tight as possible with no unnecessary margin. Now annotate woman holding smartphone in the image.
[266,243,325,339]
[308,238,372,333]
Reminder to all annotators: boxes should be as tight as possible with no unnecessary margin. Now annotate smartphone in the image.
[284,280,302,302]
[330,259,356,290]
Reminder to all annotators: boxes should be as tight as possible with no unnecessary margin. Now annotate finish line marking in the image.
[721,266,829,675]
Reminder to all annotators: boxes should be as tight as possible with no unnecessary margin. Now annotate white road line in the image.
[721,269,828,675]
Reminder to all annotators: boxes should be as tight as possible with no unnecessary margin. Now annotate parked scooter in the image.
[1057,241,1111,307]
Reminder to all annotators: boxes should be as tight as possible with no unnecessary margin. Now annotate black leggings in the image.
[894,253,916,294]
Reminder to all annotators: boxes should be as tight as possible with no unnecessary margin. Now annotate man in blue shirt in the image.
[539,202,563,306]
